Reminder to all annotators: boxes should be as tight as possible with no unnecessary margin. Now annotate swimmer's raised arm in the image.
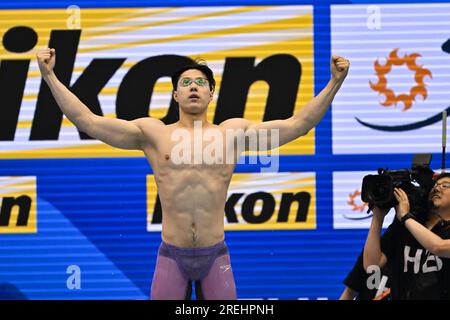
[220,55,349,150]
[36,48,162,150]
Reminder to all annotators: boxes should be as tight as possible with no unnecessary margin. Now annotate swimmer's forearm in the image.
[43,72,94,131]
[292,77,344,133]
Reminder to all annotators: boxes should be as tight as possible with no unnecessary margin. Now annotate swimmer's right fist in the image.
[36,48,56,78]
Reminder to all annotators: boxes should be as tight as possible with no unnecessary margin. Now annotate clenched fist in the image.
[36,48,56,78]
[331,55,350,81]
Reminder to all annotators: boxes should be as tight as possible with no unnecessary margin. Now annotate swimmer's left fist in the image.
[331,55,350,81]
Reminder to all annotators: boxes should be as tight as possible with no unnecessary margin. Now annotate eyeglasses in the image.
[432,182,450,190]
[178,77,209,87]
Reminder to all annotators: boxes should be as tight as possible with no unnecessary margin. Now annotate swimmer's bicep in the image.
[220,117,307,150]
[83,115,145,150]
[246,117,309,148]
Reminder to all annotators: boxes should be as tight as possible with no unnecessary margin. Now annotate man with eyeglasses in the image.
[363,172,450,299]
[36,48,350,299]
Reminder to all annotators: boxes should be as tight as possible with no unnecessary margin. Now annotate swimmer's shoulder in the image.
[218,118,251,130]
[132,117,166,130]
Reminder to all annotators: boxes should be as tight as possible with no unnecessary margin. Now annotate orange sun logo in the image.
[347,190,368,212]
[369,48,432,111]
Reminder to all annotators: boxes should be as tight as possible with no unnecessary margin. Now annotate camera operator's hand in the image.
[394,187,410,220]
[372,206,390,220]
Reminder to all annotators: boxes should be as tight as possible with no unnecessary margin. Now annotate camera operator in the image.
[340,240,392,300]
[363,173,450,299]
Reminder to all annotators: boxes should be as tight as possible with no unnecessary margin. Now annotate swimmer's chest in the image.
[156,150,232,175]
[154,136,234,171]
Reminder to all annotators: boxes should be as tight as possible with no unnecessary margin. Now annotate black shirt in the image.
[344,233,392,300]
[344,217,450,300]
[382,217,450,300]
[344,252,392,300]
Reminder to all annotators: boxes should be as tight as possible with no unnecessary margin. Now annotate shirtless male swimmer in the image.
[36,48,349,300]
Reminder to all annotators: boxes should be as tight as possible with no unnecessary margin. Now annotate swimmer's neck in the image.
[177,111,210,129]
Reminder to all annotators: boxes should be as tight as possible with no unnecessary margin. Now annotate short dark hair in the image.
[427,171,450,222]
[171,60,216,91]
[434,172,450,182]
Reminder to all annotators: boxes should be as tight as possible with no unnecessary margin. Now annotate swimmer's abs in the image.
[162,219,225,248]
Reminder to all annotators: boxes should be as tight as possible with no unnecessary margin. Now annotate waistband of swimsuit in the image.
[160,240,226,254]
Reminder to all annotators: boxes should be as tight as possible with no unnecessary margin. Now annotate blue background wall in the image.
[0,0,448,299]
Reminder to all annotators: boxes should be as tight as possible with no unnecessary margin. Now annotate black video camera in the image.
[361,154,435,219]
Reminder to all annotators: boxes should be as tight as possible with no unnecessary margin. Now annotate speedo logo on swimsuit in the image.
[0,176,37,234]
[146,172,316,231]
